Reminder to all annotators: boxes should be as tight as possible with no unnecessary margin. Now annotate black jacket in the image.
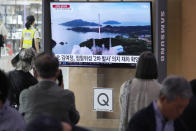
[181,96,196,131]
[8,70,38,107]
[127,103,187,131]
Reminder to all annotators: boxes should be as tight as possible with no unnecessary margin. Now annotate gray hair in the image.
[15,48,36,72]
[160,75,192,101]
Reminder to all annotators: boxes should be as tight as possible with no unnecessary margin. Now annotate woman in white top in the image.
[20,15,39,53]
[119,51,161,131]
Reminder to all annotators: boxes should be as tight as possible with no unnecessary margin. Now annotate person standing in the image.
[119,51,161,131]
[0,21,7,45]
[8,48,38,109]
[126,75,192,131]
[0,20,8,56]
[20,15,39,53]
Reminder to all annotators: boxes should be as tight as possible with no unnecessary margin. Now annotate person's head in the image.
[11,48,36,72]
[135,51,158,79]
[25,116,64,131]
[0,70,9,105]
[158,75,192,120]
[25,15,35,29]
[33,52,59,79]
[190,79,196,96]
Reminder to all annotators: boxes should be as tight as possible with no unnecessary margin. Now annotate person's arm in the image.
[3,35,6,40]
[119,80,132,131]
[67,92,80,125]
[20,37,23,49]
[34,29,40,53]
[19,89,28,116]
[34,38,39,53]
[57,69,64,88]
[1,23,7,40]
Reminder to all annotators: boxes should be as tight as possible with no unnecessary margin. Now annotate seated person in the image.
[0,69,25,131]
[19,52,80,125]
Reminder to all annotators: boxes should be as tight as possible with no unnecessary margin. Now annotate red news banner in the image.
[52,4,71,10]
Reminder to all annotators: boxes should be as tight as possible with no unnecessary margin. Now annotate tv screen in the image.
[50,1,153,68]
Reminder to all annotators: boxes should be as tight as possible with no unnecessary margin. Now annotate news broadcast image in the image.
[50,2,152,67]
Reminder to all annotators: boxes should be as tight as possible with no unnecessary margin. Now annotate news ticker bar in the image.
[55,54,139,64]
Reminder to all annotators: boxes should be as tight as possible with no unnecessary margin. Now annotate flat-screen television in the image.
[50,1,153,68]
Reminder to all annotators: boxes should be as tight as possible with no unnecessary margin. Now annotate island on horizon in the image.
[60,19,100,27]
[60,19,122,27]
[103,20,121,24]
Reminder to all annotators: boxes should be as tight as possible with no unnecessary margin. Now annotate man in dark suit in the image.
[19,52,80,125]
[127,75,192,131]
[181,79,196,131]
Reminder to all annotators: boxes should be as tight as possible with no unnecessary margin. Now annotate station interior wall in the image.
[1,0,196,130]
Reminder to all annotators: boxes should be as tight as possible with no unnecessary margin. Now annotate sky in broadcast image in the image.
[50,2,151,25]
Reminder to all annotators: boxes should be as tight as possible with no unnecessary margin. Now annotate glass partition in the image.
[0,0,42,58]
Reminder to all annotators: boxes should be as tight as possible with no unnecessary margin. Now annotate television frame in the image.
[47,1,154,68]
[42,0,167,82]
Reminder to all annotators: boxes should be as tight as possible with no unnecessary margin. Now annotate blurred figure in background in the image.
[181,79,196,131]
[127,75,192,131]
[0,20,7,45]
[0,69,25,131]
[0,17,8,56]
[20,15,39,53]
[119,51,161,131]
[25,115,72,131]
[8,48,38,109]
